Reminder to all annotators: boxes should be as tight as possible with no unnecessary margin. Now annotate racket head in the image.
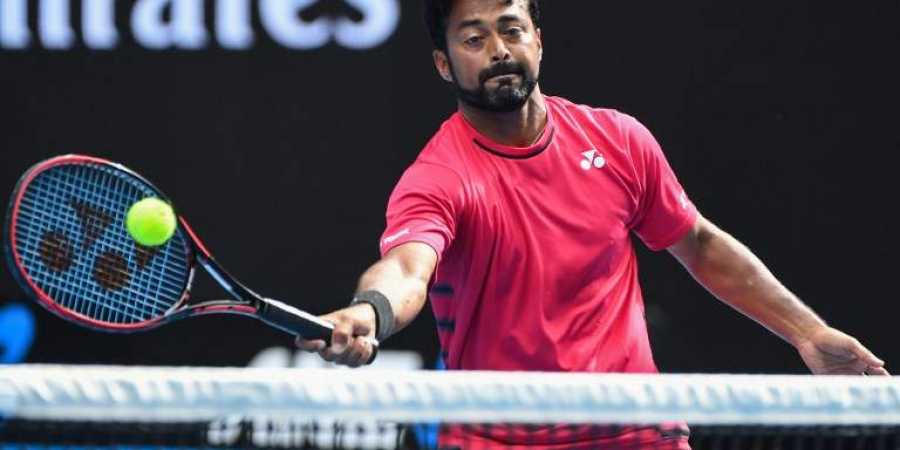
[3,155,196,331]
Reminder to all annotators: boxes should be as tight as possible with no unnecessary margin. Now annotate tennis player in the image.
[297,0,889,448]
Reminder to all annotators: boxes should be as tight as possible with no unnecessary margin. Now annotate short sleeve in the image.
[624,115,698,251]
[380,162,463,260]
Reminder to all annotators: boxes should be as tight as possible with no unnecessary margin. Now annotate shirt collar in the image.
[458,100,556,159]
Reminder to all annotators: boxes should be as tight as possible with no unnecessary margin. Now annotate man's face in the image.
[436,0,542,113]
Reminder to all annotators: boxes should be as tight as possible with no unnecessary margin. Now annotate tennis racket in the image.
[3,154,376,359]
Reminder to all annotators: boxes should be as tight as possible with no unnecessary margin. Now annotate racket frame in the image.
[4,155,336,343]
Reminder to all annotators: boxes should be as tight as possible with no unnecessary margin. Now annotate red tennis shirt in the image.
[380,95,697,449]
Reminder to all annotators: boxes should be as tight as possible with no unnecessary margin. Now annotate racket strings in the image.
[17,168,166,322]
[12,163,191,324]
[33,166,179,320]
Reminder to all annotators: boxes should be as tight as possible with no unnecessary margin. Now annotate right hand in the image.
[295,303,378,367]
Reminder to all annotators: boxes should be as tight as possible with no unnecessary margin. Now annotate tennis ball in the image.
[126,197,176,247]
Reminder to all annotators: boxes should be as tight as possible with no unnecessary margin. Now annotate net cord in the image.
[1,365,898,425]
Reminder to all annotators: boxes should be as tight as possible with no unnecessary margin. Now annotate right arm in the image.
[295,242,437,367]
[303,158,460,367]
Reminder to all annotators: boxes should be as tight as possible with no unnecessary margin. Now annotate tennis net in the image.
[1,365,898,449]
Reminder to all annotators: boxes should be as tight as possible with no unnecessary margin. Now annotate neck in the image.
[459,87,548,147]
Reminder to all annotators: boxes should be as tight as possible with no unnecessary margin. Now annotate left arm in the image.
[667,214,888,375]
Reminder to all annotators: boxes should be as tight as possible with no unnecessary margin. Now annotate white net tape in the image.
[1,365,898,425]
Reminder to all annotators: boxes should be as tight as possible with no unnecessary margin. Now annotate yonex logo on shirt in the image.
[580,150,606,170]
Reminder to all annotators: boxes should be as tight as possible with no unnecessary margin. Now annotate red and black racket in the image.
[3,154,376,357]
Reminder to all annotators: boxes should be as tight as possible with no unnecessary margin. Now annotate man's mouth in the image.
[481,63,524,84]
[486,73,521,84]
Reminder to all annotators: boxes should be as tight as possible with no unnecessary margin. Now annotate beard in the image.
[449,59,538,113]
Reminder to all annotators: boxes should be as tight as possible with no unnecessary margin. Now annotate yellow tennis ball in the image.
[126,197,176,247]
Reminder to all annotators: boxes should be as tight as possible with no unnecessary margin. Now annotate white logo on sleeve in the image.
[381,228,410,246]
[580,150,606,170]
[679,191,689,210]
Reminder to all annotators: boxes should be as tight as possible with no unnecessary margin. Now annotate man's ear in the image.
[536,28,543,61]
[433,49,453,83]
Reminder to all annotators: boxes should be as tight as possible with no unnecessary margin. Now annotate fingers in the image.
[850,339,885,368]
[294,337,327,352]
[815,361,872,375]
[865,366,891,376]
[319,336,377,367]
[329,317,354,353]
[847,338,888,376]
[809,356,890,376]
[294,305,377,367]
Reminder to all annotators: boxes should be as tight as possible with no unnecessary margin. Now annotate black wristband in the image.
[351,290,395,342]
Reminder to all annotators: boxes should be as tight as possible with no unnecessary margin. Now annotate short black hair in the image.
[423,0,541,52]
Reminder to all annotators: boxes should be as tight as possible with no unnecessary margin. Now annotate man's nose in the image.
[488,35,511,62]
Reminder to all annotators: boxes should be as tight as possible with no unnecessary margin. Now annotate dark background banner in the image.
[1,1,897,373]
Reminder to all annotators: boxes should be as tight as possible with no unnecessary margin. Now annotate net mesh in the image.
[1,365,898,450]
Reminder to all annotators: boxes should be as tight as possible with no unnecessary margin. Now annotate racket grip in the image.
[259,298,379,365]
[258,298,334,342]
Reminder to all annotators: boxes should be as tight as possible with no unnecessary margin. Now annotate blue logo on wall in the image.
[0,302,35,363]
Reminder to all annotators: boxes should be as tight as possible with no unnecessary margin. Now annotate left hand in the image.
[796,326,889,375]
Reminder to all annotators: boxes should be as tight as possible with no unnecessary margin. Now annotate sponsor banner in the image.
[1,0,400,50]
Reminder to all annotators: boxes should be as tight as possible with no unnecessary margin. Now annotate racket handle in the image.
[258,298,334,341]
[258,298,379,364]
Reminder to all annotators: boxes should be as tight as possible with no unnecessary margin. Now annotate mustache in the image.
[479,62,526,84]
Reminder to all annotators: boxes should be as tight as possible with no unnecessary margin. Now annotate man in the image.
[296,0,888,448]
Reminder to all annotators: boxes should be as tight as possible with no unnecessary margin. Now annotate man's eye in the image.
[505,28,523,37]
[465,36,483,46]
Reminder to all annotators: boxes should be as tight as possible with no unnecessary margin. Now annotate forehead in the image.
[447,0,531,26]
